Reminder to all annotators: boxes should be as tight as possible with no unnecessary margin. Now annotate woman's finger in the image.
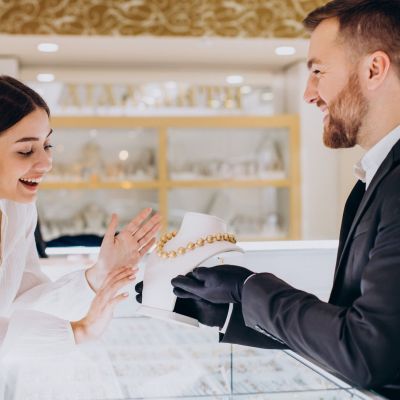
[139,237,156,256]
[109,292,130,307]
[103,213,119,242]
[102,266,134,287]
[123,208,153,236]
[133,214,161,242]
[138,223,161,248]
[103,274,137,301]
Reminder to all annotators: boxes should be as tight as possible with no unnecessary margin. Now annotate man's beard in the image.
[323,72,369,149]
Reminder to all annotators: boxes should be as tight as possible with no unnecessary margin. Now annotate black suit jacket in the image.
[222,139,400,399]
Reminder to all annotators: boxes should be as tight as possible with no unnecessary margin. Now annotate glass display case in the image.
[11,242,386,400]
[8,316,384,400]
[38,115,300,242]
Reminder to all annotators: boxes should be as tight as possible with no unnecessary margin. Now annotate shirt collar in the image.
[354,125,400,189]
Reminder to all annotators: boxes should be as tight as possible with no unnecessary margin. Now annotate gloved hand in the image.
[135,280,229,329]
[171,265,254,304]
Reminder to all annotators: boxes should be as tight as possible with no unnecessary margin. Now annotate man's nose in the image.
[303,76,319,104]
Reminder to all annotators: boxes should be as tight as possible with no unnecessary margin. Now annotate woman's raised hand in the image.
[71,266,137,343]
[86,208,161,292]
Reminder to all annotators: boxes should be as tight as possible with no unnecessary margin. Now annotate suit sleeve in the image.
[240,186,400,389]
[220,303,288,350]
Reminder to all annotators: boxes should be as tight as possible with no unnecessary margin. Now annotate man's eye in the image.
[313,69,321,75]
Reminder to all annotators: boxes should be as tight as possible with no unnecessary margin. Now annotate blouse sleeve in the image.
[11,208,96,322]
[0,311,77,361]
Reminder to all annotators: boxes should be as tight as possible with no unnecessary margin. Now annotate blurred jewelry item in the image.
[156,231,237,259]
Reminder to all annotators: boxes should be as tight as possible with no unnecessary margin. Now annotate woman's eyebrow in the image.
[15,129,53,143]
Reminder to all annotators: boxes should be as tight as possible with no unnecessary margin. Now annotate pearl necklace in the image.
[156,231,237,259]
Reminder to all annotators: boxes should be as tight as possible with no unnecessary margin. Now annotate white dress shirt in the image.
[354,125,400,189]
[0,199,96,361]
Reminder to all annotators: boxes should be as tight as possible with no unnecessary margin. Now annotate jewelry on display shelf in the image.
[136,212,245,327]
[156,231,237,259]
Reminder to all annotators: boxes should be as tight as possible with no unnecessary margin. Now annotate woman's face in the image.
[0,108,53,203]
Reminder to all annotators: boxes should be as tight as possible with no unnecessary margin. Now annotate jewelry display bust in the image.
[136,212,244,326]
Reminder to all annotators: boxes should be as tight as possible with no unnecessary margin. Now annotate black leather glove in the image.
[171,265,254,304]
[135,280,229,329]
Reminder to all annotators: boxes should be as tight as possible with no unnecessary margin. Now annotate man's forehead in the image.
[307,18,341,66]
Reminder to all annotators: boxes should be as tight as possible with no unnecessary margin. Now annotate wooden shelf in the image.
[167,179,291,188]
[41,179,291,190]
[41,181,160,190]
[42,115,301,239]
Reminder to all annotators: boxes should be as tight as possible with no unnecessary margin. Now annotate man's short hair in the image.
[303,0,400,76]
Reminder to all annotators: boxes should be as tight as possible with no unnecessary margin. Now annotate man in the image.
[169,1,400,398]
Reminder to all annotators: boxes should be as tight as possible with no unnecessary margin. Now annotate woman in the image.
[0,75,161,360]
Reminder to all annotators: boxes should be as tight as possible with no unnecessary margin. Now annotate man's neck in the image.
[358,89,400,150]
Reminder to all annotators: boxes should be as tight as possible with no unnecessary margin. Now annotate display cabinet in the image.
[38,116,300,242]
[9,316,385,400]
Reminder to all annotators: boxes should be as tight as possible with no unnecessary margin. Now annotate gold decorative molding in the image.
[0,0,327,38]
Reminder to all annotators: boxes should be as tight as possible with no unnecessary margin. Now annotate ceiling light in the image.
[275,46,296,56]
[37,43,59,53]
[36,73,55,82]
[119,150,129,161]
[226,75,243,85]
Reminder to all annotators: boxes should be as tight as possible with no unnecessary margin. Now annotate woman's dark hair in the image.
[0,75,50,135]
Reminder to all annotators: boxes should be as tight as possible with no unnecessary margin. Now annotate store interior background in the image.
[0,0,364,243]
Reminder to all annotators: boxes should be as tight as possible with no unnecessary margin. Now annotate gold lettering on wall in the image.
[57,83,257,111]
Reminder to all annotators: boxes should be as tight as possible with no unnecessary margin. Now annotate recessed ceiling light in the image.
[226,75,244,85]
[36,73,55,82]
[37,43,59,53]
[275,46,296,56]
[119,150,129,161]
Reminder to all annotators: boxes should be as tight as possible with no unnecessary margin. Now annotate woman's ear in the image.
[363,51,391,91]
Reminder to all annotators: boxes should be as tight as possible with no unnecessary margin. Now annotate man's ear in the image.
[363,51,391,91]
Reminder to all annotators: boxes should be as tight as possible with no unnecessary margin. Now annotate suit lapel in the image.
[334,142,400,282]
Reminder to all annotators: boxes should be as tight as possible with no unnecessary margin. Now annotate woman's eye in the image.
[45,144,53,151]
[18,150,33,156]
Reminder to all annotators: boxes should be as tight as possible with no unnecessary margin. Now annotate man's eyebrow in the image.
[15,129,53,143]
[307,58,322,70]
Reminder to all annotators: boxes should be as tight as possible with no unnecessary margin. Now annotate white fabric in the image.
[354,125,400,189]
[0,199,96,362]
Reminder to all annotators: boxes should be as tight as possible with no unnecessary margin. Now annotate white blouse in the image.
[0,199,95,361]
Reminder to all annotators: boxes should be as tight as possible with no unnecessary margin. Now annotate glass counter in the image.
[14,242,385,400]
[8,316,384,400]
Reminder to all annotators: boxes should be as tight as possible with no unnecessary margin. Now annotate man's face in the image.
[304,18,369,148]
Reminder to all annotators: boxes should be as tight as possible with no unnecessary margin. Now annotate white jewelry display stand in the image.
[136,212,244,327]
